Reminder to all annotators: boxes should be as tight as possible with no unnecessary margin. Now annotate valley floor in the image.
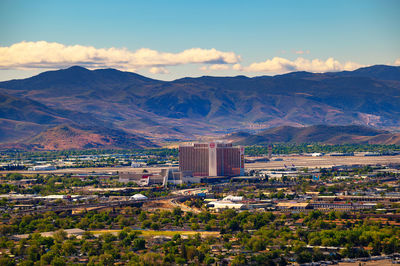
[2,154,400,175]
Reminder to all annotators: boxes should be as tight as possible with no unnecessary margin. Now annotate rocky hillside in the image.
[0,65,399,149]
[227,125,400,145]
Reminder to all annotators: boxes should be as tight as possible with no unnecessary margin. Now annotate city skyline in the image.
[0,0,399,81]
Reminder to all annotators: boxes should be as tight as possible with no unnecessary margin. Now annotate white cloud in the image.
[200,64,230,72]
[232,63,242,71]
[0,41,240,71]
[149,67,169,74]
[239,57,365,73]
[209,64,230,70]
[1,41,396,76]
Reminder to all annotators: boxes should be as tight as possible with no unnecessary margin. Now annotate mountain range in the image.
[0,65,399,150]
[226,125,400,145]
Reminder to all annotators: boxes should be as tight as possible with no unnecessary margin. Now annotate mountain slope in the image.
[0,66,160,92]
[0,91,103,126]
[334,65,400,81]
[0,92,156,149]
[23,124,155,150]
[0,66,202,140]
[0,65,400,149]
[228,125,400,145]
[2,65,400,130]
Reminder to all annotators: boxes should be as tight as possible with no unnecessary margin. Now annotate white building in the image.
[131,161,147,168]
[311,153,323,157]
[29,164,56,171]
[130,194,148,201]
[222,195,243,202]
[207,200,245,210]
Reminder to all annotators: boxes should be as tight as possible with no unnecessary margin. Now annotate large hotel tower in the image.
[179,142,244,177]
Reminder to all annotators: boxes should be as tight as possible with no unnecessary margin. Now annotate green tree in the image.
[51,256,66,266]
[133,238,146,250]
[139,252,163,266]
[297,251,312,264]
[0,257,15,266]
[232,254,247,266]
[53,230,67,243]
[61,240,76,256]
[98,253,114,266]
[27,244,41,261]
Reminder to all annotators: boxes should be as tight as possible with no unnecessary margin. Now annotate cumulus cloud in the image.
[238,57,365,73]
[232,63,242,71]
[200,64,230,71]
[0,41,240,71]
[149,67,169,74]
[394,58,400,66]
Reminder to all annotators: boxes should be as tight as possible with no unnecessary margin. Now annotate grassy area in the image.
[89,229,220,237]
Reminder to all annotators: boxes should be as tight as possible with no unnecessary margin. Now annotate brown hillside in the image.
[230,125,400,145]
[23,124,156,150]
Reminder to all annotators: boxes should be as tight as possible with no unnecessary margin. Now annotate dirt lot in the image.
[142,199,176,212]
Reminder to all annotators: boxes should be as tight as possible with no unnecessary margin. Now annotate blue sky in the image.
[0,0,399,80]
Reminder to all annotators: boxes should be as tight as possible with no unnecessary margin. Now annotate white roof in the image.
[37,195,66,199]
[223,195,243,201]
[208,201,244,209]
[130,194,148,200]
[311,153,323,156]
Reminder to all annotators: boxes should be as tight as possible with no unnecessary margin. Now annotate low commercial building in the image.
[275,201,375,212]
[207,201,246,211]
[311,153,324,157]
[131,161,147,168]
[223,195,243,202]
[315,195,400,203]
[276,202,310,211]
[207,198,273,211]
[167,169,201,184]
[28,164,56,171]
[119,168,201,186]
[310,203,353,211]
[0,194,36,201]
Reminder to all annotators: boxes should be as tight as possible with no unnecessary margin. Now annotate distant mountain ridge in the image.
[22,124,155,150]
[0,92,156,150]
[0,65,399,150]
[278,65,400,81]
[227,125,400,145]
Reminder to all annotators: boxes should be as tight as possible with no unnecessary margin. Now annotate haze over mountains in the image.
[0,65,399,149]
[227,125,400,146]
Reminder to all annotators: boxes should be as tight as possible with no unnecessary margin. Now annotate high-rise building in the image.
[179,142,244,177]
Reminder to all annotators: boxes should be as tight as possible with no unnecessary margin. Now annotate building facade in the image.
[119,168,201,186]
[179,142,244,177]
